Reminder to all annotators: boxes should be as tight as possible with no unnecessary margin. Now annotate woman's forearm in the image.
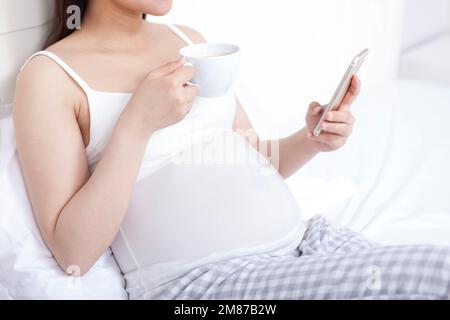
[52,121,149,275]
[260,127,319,179]
[277,127,319,178]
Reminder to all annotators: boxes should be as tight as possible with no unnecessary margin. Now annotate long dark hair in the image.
[46,0,146,48]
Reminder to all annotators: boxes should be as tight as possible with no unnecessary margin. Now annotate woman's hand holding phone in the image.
[305,76,361,152]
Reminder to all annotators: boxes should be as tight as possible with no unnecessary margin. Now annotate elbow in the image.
[59,260,93,277]
[50,228,102,277]
[55,253,96,277]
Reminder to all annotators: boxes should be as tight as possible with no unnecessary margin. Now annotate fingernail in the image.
[184,62,194,67]
[314,106,322,113]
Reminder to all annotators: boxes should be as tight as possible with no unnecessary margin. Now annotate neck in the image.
[81,0,147,50]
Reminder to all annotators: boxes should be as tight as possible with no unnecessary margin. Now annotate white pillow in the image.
[0,114,127,299]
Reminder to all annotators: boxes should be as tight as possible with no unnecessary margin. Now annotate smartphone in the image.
[313,49,369,137]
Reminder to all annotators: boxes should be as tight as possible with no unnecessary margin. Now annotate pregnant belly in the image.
[112,133,303,273]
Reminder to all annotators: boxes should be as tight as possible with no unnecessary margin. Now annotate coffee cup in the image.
[180,43,240,98]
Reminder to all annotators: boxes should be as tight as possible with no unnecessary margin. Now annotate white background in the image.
[402,0,450,50]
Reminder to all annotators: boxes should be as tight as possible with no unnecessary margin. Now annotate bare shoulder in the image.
[18,55,63,87]
[176,25,207,43]
[16,53,81,106]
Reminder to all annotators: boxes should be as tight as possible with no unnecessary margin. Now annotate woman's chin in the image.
[144,0,173,16]
[149,9,171,17]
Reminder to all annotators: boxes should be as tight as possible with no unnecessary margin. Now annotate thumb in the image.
[309,102,323,115]
[147,58,186,80]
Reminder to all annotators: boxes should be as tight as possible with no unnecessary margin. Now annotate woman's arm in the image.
[14,57,149,275]
[14,57,197,275]
[234,77,361,179]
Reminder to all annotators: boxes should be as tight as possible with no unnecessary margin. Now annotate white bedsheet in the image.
[289,80,450,246]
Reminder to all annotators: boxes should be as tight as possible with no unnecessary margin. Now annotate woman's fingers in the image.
[341,76,361,107]
[320,121,352,136]
[169,64,197,86]
[182,85,200,114]
[147,58,186,80]
[308,101,323,115]
[326,110,355,124]
[184,84,200,102]
[309,132,348,149]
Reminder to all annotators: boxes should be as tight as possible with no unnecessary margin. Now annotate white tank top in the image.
[22,24,306,298]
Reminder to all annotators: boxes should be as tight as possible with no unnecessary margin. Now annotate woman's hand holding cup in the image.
[118,58,199,141]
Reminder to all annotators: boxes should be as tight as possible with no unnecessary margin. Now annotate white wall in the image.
[402,0,450,50]
[0,0,53,107]
[152,0,405,136]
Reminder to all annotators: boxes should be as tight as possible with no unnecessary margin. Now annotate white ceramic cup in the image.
[180,43,240,98]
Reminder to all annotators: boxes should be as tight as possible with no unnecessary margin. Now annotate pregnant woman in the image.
[14,0,450,299]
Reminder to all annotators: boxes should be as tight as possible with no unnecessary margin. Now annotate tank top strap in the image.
[21,51,93,94]
[166,24,194,45]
